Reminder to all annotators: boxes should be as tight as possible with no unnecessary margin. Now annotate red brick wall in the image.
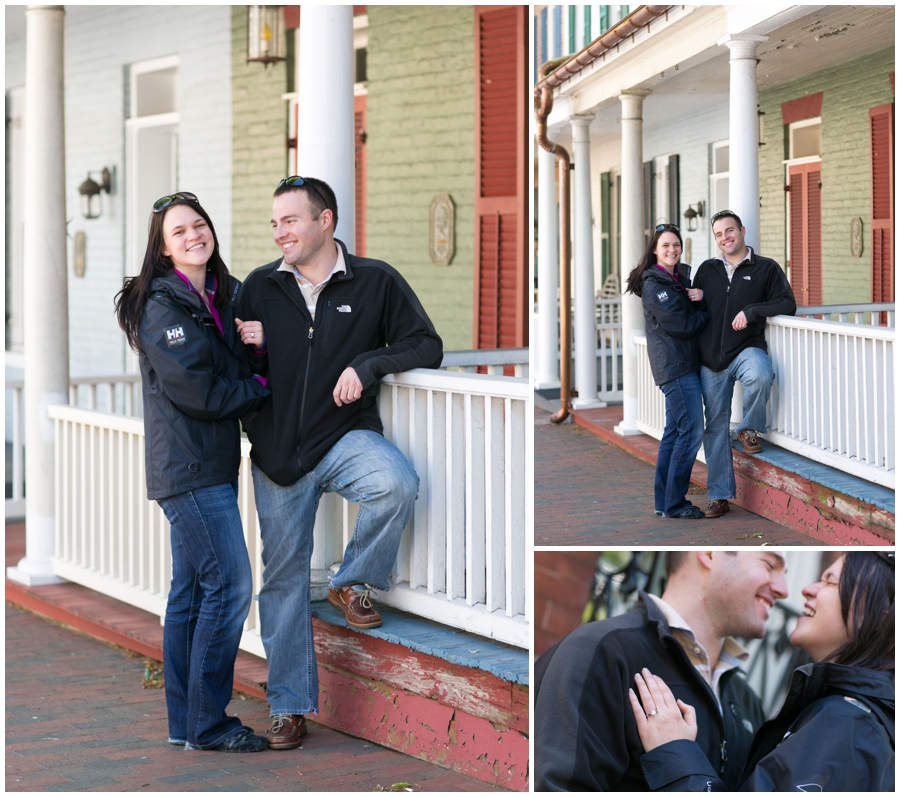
[534,552,598,657]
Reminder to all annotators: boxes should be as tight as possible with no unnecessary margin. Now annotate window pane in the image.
[136,67,177,117]
[714,144,729,174]
[792,123,821,159]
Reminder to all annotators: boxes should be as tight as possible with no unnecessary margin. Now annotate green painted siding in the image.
[230,6,289,279]
[365,6,475,351]
[759,47,894,303]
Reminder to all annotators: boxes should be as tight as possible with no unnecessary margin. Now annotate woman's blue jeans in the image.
[157,482,252,749]
[655,373,705,516]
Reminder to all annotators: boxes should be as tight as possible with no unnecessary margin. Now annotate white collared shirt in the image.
[276,244,346,321]
[717,246,754,283]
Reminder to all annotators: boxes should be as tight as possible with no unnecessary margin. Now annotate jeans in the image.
[655,373,705,516]
[251,430,418,717]
[700,347,776,500]
[157,482,252,749]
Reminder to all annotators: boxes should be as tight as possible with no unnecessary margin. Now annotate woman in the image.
[629,552,895,790]
[625,225,709,519]
[115,192,270,752]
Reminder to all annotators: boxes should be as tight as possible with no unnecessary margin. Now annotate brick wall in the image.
[365,6,475,351]
[229,6,289,279]
[759,47,895,303]
[534,551,598,657]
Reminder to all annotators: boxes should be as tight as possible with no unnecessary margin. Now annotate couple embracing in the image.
[115,178,442,751]
[535,551,894,791]
[625,211,796,520]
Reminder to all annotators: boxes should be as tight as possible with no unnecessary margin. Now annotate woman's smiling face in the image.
[654,232,682,271]
[790,556,852,661]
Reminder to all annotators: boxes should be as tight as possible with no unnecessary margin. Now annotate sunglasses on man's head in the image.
[153,192,199,213]
[710,209,739,226]
[277,175,329,209]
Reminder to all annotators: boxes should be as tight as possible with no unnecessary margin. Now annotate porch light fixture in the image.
[683,201,704,232]
[247,6,286,67]
[78,167,111,220]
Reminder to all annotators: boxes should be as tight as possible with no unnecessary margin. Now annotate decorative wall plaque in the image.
[850,217,863,258]
[428,194,455,267]
[74,231,86,277]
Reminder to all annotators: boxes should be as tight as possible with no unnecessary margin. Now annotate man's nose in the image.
[772,572,789,600]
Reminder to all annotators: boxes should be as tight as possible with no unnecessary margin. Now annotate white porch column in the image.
[615,90,651,436]
[570,115,603,408]
[296,6,356,251]
[535,145,560,388]
[9,5,68,586]
[719,35,767,252]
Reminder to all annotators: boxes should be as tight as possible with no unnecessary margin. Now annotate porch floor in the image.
[534,403,821,546]
[5,523,506,793]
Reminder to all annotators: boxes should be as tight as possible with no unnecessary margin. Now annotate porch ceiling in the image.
[547,5,894,142]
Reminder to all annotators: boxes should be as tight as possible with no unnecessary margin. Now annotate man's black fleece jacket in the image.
[236,238,443,486]
[534,593,765,791]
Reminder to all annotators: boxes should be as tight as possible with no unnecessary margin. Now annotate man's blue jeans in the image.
[157,482,252,749]
[251,430,418,717]
[656,373,705,516]
[700,347,775,500]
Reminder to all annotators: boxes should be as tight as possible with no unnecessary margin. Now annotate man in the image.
[692,211,796,519]
[534,551,788,790]
[235,176,443,749]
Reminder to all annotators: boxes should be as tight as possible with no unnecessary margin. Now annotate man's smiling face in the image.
[271,189,332,268]
[706,552,789,640]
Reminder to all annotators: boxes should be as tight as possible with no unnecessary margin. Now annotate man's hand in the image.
[686,288,704,302]
[235,318,265,348]
[732,310,748,331]
[628,668,698,752]
[333,367,363,406]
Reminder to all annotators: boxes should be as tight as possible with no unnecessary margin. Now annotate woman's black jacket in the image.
[138,272,270,500]
[639,264,708,386]
[639,662,895,791]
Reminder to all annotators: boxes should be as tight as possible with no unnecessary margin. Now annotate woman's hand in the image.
[235,318,265,348]
[628,668,698,752]
[686,288,704,302]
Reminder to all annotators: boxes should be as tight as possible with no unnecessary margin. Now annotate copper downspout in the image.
[535,59,572,424]
[535,6,673,94]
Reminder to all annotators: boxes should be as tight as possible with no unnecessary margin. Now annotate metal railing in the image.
[795,303,895,327]
[634,304,895,488]
[48,366,530,650]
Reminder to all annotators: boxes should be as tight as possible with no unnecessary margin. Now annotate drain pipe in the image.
[535,59,572,424]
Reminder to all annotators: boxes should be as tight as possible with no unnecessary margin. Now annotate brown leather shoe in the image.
[268,714,307,750]
[737,430,762,454]
[704,499,730,519]
[327,586,383,629]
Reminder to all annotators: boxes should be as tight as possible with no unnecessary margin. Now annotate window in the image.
[789,118,822,160]
[709,140,729,246]
[125,57,179,286]
[6,87,25,354]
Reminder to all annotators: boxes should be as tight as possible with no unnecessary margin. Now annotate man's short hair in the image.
[665,550,737,576]
[710,209,742,229]
[274,176,339,231]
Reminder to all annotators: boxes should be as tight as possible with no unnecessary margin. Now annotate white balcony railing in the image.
[47,366,530,650]
[635,306,895,489]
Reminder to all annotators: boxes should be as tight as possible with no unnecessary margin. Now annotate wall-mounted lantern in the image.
[247,6,286,67]
[78,167,111,220]
[758,105,766,148]
[682,200,704,232]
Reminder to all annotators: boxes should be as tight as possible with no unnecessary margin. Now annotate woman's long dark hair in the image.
[624,226,684,297]
[826,552,894,672]
[114,196,231,353]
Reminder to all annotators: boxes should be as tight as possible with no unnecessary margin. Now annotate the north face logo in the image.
[166,326,186,347]
[337,305,352,313]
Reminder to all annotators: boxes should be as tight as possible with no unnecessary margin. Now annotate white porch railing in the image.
[635,306,895,489]
[48,366,530,651]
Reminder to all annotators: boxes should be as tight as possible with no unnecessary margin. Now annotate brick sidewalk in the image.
[5,604,502,792]
[534,408,820,546]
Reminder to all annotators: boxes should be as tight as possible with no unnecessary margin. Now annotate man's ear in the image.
[320,208,334,232]
[695,551,715,573]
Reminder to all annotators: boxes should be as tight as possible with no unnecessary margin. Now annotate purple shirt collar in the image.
[655,263,685,290]
[173,269,224,337]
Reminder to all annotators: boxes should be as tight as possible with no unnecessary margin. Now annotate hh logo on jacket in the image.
[166,326,186,347]
[656,291,669,302]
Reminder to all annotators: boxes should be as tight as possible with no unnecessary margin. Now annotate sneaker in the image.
[668,505,705,519]
[213,727,269,753]
[654,510,664,517]
[737,430,762,454]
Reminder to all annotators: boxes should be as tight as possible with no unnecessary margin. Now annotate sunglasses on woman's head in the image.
[153,192,199,213]
[655,224,680,232]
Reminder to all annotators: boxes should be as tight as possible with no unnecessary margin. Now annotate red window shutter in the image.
[474,6,526,351]
[787,162,822,307]
[870,104,894,315]
[354,94,367,257]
